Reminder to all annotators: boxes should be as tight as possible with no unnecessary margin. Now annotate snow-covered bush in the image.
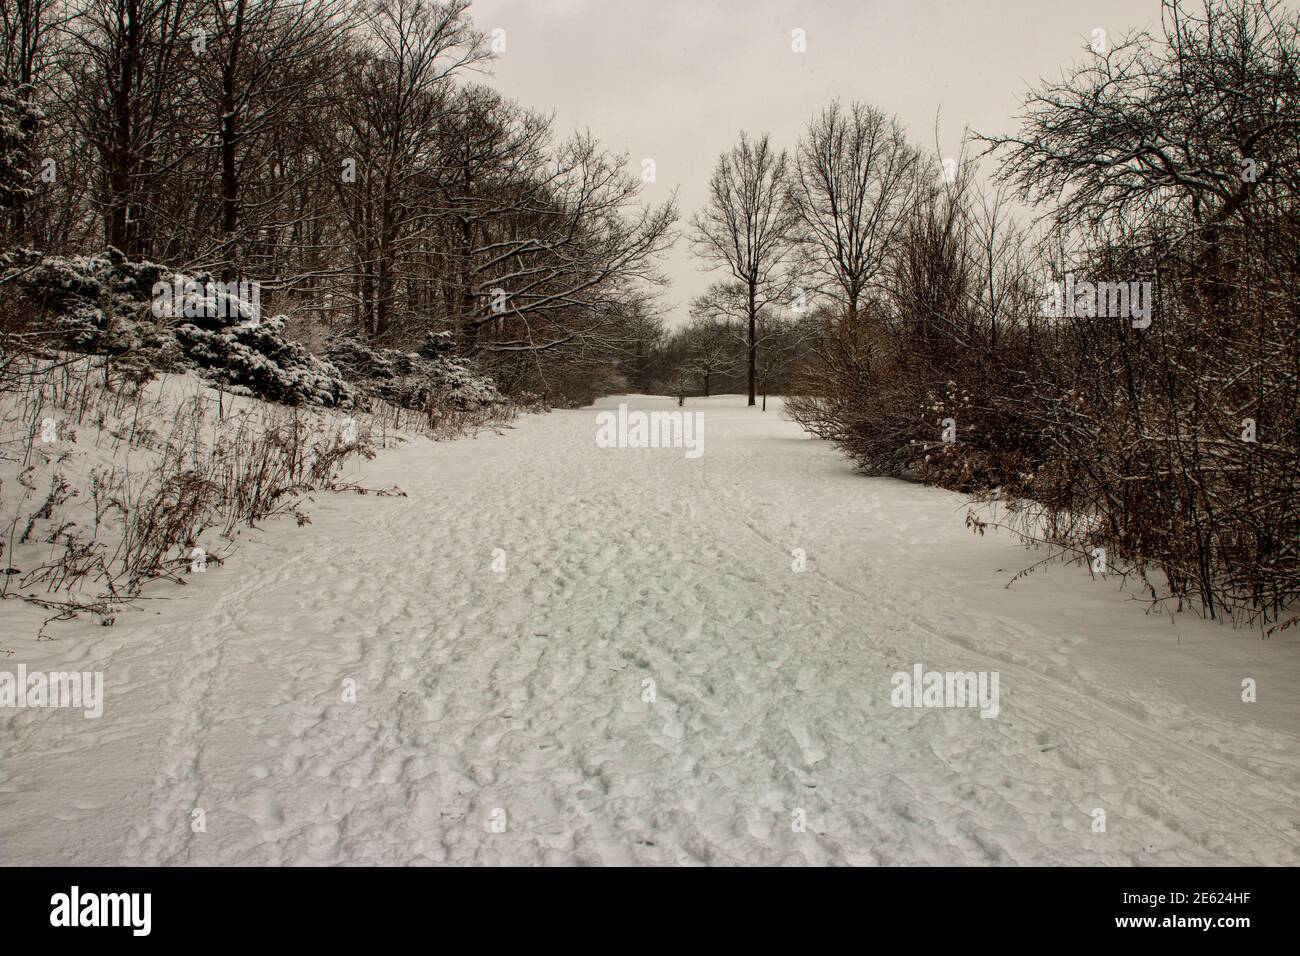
[0,83,43,211]
[324,331,503,413]
[1,249,521,425]
[2,247,170,351]
[175,315,353,408]
[1,248,354,408]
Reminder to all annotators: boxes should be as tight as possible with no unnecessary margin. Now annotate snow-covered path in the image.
[3,395,1298,865]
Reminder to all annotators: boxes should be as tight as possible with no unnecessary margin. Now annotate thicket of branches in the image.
[0,0,676,405]
[783,0,1299,629]
[632,304,813,405]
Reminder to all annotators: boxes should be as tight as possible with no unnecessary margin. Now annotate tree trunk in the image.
[375,230,395,338]
[106,15,138,253]
[219,2,247,280]
[747,285,757,406]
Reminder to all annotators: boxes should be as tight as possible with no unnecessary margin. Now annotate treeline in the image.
[0,0,676,404]
[675,0,1298,628]
[625,308,815,403]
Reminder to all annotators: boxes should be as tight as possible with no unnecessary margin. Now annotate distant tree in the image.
[691,131,798,406]
[789,100,920,324]
[618,297,666,393]
[679,314,734,397]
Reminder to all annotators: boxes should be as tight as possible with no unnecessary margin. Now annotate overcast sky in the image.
[466,0,1184,324]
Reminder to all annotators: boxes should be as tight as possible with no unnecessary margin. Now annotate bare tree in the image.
[61,0,203,255]
[0,0,55,240]
[189,0,354,279]
[679,314,734,397]
[429,83,550,344]
[324,0,487,337]
[789,100,920,324]
[0,0,51,84]
[458,131,678,356]
[980,0,1300,255]
[691,131,798,406]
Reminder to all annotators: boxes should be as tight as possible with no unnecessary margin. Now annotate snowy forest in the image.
[0,0,1298,874]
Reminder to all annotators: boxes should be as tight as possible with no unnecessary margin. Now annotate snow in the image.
[1,393,1297,865]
